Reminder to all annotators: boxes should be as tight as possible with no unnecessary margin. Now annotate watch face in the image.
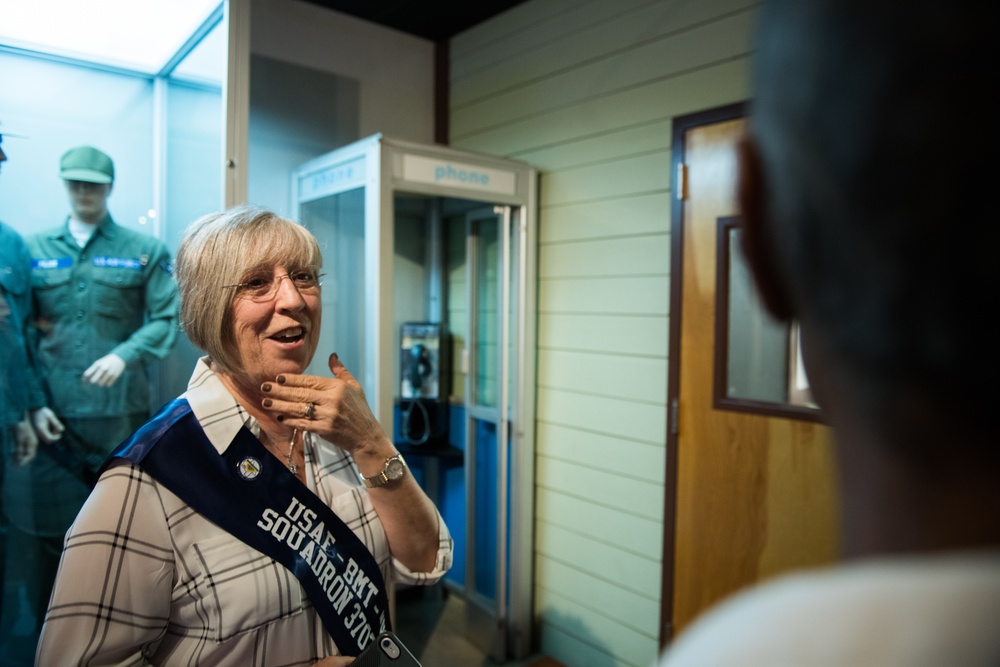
[386,458,405,480]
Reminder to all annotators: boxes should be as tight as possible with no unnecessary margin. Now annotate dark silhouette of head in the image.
[743,0,999,464]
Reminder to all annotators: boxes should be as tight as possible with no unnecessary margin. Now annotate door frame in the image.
[223,0,250,207]
[659,101,748,648]
[463,205,510,661]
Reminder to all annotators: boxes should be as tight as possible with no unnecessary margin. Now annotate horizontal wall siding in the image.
[541,152,671,206]
[537,350,668,404]
[451,9,756,137]
[540,277,669,315]
[450,1,757,664]
[535,486,664,557]
[451,59,750,157]
[451,0,756,106]
[539,235,671,279]
[536,586,658,667]
[539,313,669,357]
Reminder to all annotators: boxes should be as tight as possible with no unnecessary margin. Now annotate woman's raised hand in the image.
[261,353,390,458]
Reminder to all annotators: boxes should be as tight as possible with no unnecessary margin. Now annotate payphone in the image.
[398,322,448,445]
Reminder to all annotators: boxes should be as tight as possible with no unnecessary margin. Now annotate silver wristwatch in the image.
[362,454,407,488]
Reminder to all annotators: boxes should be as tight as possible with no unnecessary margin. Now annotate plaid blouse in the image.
[36,358,452,666]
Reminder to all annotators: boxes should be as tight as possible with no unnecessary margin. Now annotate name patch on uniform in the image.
[31,257,73,270]
[93,256,143,270]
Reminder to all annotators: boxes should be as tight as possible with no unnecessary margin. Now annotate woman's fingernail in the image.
[262,383,272,392]
[277,376,286,384]
[263,398,273,408]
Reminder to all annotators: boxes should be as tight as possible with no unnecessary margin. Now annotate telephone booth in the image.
[293,135,538,660]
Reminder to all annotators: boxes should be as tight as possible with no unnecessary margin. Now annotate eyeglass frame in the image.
[221,267,325,302]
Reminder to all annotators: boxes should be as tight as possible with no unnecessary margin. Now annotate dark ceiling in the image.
[300,0,530,41]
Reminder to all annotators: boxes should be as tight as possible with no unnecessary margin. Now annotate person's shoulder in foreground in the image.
[661,0,999,664]
[661,551,1000,667]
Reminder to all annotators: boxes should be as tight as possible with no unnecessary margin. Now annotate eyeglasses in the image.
[222,268,324,302]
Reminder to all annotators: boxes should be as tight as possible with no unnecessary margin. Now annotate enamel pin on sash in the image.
[238,457,262,480]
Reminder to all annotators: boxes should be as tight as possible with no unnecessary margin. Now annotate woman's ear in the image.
[737,136,795,322]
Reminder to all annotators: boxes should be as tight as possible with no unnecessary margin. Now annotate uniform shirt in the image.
[36,358,453,666]
[0,221,46,427]
[660,551,1000,667]
[26,214,178,418]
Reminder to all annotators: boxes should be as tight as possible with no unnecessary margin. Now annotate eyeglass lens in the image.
[229,269,322,301]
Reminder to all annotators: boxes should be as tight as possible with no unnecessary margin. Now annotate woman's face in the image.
[229,264,322,387]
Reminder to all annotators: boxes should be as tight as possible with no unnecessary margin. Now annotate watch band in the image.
[362,454,407,488]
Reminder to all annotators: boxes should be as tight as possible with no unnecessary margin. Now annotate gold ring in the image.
[305,402,315,419]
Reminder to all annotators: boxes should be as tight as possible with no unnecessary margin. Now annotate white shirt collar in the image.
[183,357,253,455]
[67,217,97,248]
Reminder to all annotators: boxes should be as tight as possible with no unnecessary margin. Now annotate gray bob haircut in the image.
[175,205,322,374]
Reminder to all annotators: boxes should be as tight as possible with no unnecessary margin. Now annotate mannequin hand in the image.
[31,406,65,444]
[14,414,39,465]
[83,353,126,387]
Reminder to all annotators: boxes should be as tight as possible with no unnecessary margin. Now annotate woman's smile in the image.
[267,324,307,345]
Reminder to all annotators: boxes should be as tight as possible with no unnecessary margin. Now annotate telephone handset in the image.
[408,343,432,392]
[398,322,447,446]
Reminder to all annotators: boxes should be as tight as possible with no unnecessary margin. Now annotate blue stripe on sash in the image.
[104,398,390,654]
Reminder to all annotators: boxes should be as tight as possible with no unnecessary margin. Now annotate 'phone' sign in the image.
[402,154,516,196]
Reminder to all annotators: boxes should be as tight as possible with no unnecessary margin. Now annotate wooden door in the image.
[662,106,840,642]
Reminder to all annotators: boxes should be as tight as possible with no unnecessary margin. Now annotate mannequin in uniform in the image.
[5,145,179,659]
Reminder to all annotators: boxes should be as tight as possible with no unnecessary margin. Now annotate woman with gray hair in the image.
[36,205,452,666]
